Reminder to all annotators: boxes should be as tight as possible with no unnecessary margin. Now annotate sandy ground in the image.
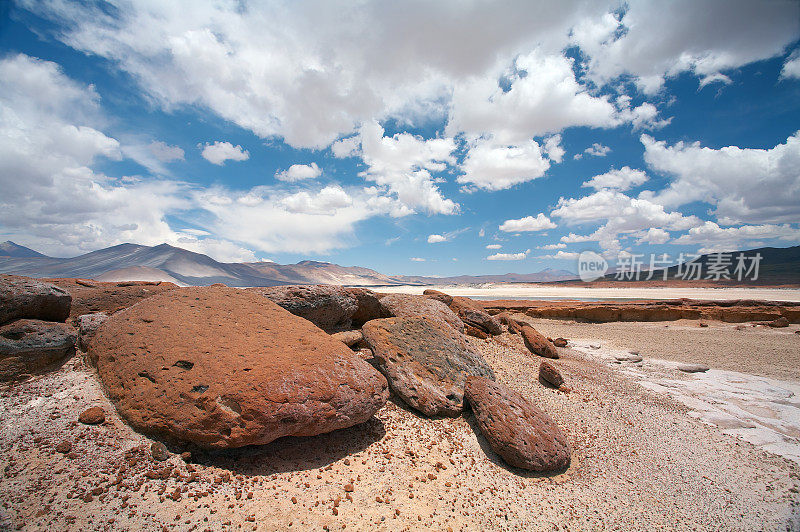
[2,328,799,531]
[378,284,800,302]
[523,318,800,381]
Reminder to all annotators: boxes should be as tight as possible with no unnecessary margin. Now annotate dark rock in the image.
[0,319,76,380]
[362,316,494,416]
[464,376,570,472]
[248,285,358,333]
[89,286,388,449]
[552,337,568,348]
[0,275,71,325]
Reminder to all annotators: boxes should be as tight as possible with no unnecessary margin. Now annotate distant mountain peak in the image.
[0,241,48,258]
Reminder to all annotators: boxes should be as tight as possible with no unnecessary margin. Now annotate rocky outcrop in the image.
[464,376,571,472]
[249,285,358,333]
[483,299,800,324]
[77,313,107,351]
[347,288,389,326]
[0,320,76,380]
[520,325,559,359]
[362,316,494,417]
[378,294,464,333]
[538,361,564,388]
[89,286,389,449]
[0,276,71,324]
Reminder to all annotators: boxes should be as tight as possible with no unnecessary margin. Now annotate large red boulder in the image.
[89,286,388,449]
[464,376,571,472]
[248,285,358,332]
[0,319,76,380]
[0,275,71,325]
[347,288,390,326]
[362,316,494,416]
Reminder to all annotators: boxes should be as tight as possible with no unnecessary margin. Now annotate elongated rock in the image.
[89,286,388,449]
[520,324,559,359]
[465,376,571,472]
[362,316,494,416]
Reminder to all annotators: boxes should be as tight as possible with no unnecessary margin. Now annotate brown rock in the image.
[0,319,76,380]
[449,297,503,336]
[422,289,454,306]
[347,288,389,326]
[538,361,564,388]
[552,337,568,348]
[0,275,71,325]
[497,313,524,334]
[248,285,358,332]
[77,312,108,352]
[55,441,72,454]
[151,441,170,461]
[768,317,789,328]
[331,330,364,348]
[378,294,464,333]
[464,376,570,472]
[362,316,494,416]
[465,325,489,339]
[520,325,559,359]
[78,407,105,425]
[89,286,388,449]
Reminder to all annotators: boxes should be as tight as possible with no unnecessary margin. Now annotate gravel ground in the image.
[1,331,799,531]
[520,317,800,381]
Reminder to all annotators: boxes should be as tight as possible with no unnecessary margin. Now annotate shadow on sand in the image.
[190,415,386,476]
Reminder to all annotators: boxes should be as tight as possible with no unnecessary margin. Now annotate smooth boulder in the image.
[0,319,76,380]
[464,376,571,472]
[378,294,464,333]
[331,329,364,348]
[89,286,389,449]
[362,316,494,416]
[520,325,559,359]
[0,276,71,325]
[249,285,358,333]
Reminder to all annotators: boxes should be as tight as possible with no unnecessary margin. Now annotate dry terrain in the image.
[2,325,799,531]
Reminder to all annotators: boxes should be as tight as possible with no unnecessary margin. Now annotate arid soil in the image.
[2,328,799,531]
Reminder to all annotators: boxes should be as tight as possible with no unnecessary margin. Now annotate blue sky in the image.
[1,0,799,276]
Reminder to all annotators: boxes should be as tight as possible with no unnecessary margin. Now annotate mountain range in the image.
[0,241,577,287]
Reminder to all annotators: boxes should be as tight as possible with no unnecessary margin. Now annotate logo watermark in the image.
[577,251,762,282]
[577,251,609,282]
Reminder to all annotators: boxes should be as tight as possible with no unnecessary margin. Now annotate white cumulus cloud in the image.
[200,141,249,165]
[499,214,557,233]
[275,162,322,182]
